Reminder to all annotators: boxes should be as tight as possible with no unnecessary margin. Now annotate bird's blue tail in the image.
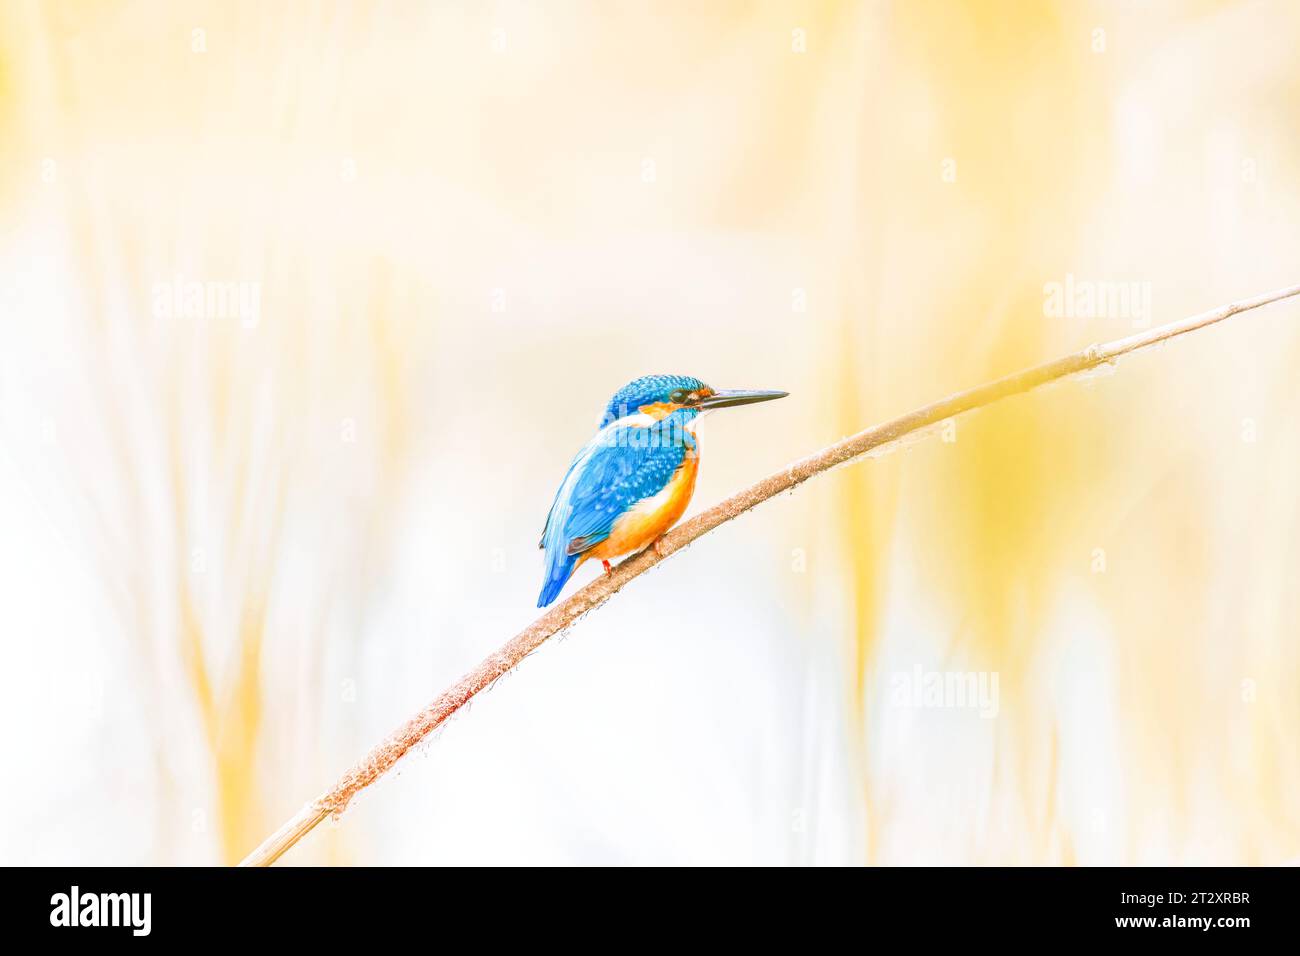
[537,550,579,607]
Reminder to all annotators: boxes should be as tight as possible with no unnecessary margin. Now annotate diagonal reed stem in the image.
[239,281,1300,866]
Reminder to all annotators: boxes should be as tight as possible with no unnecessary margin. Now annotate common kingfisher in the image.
[537,374,788,607]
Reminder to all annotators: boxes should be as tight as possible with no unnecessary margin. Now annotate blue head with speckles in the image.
[599,374,711,426]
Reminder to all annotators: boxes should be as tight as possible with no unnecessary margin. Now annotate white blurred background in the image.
[1,1,1297,865]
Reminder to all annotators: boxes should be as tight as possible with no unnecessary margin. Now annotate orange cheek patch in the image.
[637,402,681,420]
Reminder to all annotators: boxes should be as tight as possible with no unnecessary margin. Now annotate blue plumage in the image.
[600,374,707,427]
[538,411,696,607]
[536,373,787,607]
[536,552,579,608]
[562,415,696,548]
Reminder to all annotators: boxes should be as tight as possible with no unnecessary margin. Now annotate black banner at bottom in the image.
[8,866,1291,942]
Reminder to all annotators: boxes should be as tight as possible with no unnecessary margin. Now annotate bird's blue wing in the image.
[537,415,696,607]
[560,430,687,554]
[539,452,583,548]
[541,420,692,558]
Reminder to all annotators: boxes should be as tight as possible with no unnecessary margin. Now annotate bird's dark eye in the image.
[669,389,688,404]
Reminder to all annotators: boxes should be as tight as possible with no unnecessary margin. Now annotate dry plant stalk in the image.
[240,282,1300,866]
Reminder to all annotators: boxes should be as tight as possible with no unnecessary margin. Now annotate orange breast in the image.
[586,456,699,562]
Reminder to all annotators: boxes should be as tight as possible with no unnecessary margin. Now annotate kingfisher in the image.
[537,374,788,607]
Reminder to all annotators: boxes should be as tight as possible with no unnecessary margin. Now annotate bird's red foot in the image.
[602,560,613,577]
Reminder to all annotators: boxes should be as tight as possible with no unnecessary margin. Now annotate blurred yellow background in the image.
[1,0,1297,865]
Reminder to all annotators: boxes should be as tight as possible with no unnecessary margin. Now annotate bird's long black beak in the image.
[698,388,789,409]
